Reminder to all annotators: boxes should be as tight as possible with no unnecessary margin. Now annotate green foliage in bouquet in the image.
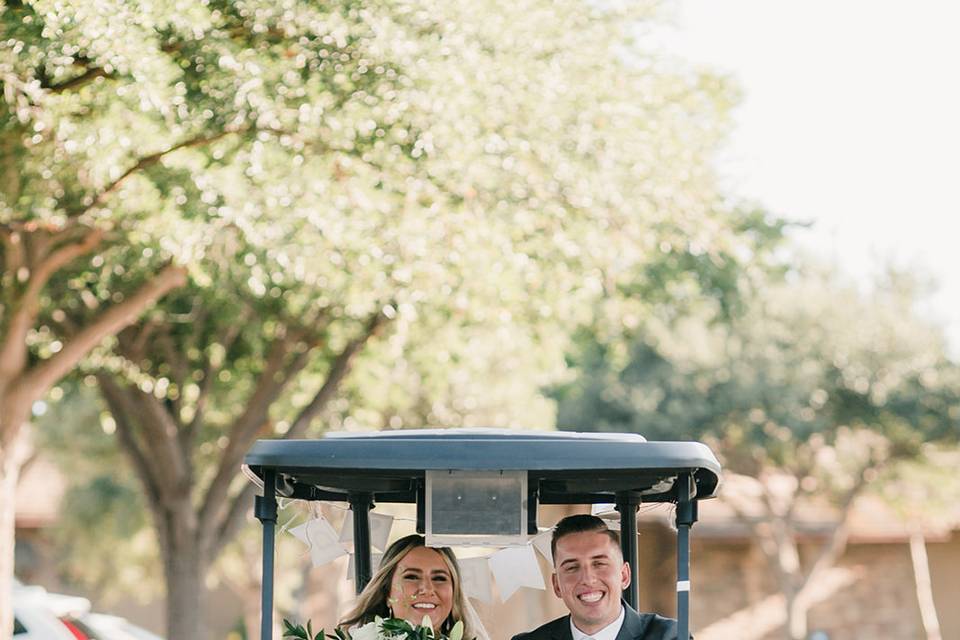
[282,618,341,640]
[283,616,466,640]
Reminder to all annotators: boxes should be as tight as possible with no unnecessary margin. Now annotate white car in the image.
[13,580,165,640]
[13,581,88,639]
[74,613,165,640]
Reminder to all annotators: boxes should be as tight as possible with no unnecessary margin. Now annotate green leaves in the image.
[282,618,348,640]
[282,617,468,640]
[6,2,791,635]
[556,263,960,489]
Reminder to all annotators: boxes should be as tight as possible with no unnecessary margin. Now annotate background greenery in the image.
[3,1,958,639]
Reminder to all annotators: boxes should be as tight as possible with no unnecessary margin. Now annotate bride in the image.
[338,534,491,640]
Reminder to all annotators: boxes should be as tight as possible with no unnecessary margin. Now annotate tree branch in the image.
[186,310,248,437]
[25,227,104,303]
[206,310,390,556]
[199,309,389,549]
[230,330,306,439]
[1,226,26,274]
[97,373,166,518]
[15,264,187,398]
[194,330,312,534]
[0,227,103,379]
[43,65,113,93]
[69,129,242,218]
[124,319,165,363]
[155,328,188,415]
[100,369,193,515]
[798,462,876,594]
[285,307,392,439]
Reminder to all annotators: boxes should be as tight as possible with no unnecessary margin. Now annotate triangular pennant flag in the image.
[339,510,395,552]
[604,517,621,531]
[458,556,494,603]
[531,530,553,566]
[290,516,338,546]
[289,517,349,567]
[489,545,545,601]
[591,503,617,517]
[347,552,384,581]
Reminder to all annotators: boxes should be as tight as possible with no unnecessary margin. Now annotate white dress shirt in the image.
[570,605,625,640]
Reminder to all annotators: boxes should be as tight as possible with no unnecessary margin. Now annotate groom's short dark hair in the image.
[551,514,621,563]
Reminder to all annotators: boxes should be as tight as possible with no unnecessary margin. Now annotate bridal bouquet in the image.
[283,616,466,640]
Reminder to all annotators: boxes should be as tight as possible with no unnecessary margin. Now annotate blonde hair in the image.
[339,534,489,640]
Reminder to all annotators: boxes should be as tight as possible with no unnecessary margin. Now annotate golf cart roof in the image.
[245,428,715,638]
[243,428,721,504]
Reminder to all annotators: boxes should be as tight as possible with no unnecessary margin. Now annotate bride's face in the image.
[387,546,454,629]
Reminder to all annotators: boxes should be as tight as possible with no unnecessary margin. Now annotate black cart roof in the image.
[243,428,721,505]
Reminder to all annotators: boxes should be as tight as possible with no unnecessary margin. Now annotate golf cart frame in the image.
[243,429,722,640]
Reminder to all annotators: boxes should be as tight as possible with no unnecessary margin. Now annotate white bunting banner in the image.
[489,544,545,601]
[290,517,349,568]
[458,556,494,603]
[591,503,617,516]
[339,510,395,552]
[531,529,553,566]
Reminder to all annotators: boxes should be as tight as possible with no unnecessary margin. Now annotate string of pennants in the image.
[286,503,621,603]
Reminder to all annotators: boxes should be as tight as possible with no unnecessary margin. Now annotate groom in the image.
[511,514,684,640]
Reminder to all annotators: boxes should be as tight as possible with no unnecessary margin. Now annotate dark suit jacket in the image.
[510,602,683,640]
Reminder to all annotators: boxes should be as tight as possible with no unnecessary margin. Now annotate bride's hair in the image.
[338,534,490,640]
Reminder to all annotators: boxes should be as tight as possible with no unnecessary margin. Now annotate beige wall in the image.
[670,527,960,640]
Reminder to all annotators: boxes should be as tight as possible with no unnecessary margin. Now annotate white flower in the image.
[349,621,380,640]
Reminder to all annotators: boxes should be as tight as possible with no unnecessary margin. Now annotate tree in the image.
[1,0,192,628]
[553,265,960,640]
[6,0,771,637]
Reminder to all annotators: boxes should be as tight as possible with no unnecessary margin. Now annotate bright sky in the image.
[655,0,960,354]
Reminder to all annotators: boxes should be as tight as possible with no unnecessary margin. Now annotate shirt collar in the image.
[569,605,625,640]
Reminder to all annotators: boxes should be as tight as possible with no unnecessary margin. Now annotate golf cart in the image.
[243,429,722,640]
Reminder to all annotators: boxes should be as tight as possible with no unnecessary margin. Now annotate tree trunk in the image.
[0,469,15,640]
[759,518,807,640]
[162,530,209,640]
[97,306,388,639]
[909,532,942,640]
[0,427,31,640]
[0,450,21,640]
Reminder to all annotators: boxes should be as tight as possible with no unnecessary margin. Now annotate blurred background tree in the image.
[2,0,779,638]
[552,262,960,640]
[16,1,957,639]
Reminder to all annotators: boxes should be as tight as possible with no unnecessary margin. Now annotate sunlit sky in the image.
[655,0,960,355]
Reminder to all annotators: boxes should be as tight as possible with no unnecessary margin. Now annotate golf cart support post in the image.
[244,429,721,640]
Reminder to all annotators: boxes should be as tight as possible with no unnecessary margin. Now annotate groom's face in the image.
[551,530,630,634]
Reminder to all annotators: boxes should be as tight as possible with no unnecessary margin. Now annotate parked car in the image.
[12,607,76,640]
[69,613,164,640]
[13,580,164,640]
[13,581,88,639]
